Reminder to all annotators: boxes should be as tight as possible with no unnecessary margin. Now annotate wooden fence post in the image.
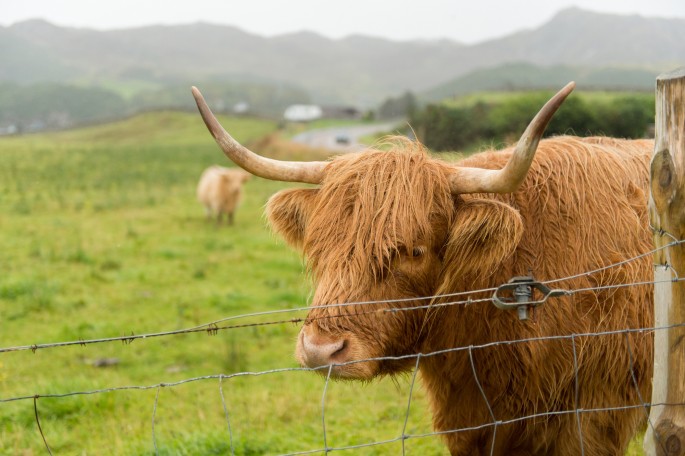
[645,68,685,456]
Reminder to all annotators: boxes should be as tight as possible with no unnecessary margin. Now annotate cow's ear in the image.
[441,198,523,283]
[266,188,319,250]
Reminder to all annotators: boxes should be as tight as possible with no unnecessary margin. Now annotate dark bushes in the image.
[410,91,654,151]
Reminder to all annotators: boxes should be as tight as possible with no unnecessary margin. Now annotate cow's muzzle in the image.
[296,325,379,379]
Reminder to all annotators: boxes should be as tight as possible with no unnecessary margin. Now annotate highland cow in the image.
[192,83,654,455]
[196,165,250,225]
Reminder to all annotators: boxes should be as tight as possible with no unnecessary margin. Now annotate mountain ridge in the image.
[1,8,683,105]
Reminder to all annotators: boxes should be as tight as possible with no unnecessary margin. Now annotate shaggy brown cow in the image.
[196,165,251,225]
[192,83,654,455]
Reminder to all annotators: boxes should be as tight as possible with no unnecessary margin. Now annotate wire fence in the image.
[1,234,684,454]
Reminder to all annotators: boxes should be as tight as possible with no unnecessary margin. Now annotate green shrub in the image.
[411,90,655,151]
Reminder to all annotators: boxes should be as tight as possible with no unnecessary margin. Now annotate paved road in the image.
[291,122,401,152]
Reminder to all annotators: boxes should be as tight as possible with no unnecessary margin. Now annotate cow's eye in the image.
[411,247,424,258]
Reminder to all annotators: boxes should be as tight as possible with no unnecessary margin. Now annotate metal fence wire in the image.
[1,235,684,455]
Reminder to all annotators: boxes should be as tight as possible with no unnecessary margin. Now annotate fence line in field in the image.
[2,232,683,454]
[6,321,684,454]
[4,322,682,406]
[0,234,681,357]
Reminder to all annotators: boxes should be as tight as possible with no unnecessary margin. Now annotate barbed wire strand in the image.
[0,295,495,355]
[651,223,681,244]
[33,396,53,456]
[401,354,421,456]
[0,318,304,355]
[655,262,678,281]
[5,321,685,406]
[0,294,493,355]
[0,238,672,354]
[261,237,684,321]
[1,234,683,357]
[218,375,236,456]
[1,233,681,359]
[571,334,585,456]
[2,273,681,358]
[542,237,684,286]
[174,286,500,335]
[568,277,679,298]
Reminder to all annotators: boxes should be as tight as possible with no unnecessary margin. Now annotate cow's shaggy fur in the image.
[266,136,654,455]
[197,165,250,225]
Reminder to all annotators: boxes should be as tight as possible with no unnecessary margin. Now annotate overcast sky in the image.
[2,0,684,44]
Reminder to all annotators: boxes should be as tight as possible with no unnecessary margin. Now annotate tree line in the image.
[407,91,655,152]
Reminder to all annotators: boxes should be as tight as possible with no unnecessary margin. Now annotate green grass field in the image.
[0,112,444,455]
[0,111,649,455]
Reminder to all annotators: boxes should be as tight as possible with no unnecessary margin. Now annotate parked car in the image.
[335,133,350,145]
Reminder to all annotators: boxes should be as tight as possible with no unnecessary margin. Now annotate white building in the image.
[283,105,323,122]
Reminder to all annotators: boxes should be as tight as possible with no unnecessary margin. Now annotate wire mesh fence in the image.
[1,235,684,454]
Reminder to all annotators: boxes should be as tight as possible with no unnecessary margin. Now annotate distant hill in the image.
[1,7,683,106]
[420,63,659,102]
[0,7,683,132]
[456,8,685,70]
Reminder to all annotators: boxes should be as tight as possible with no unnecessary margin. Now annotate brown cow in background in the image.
[196,165,251,225]
[192,83,654,455]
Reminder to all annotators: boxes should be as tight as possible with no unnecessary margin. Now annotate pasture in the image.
[0,112,443,455]
[0,110,648,455]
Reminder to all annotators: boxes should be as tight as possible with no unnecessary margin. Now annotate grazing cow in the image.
[192,83,654,455]
[196,165,251,225]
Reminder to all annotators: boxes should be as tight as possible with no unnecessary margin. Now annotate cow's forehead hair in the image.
[303,138,455,278]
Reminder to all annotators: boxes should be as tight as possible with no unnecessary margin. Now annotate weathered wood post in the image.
[645,68,685,456]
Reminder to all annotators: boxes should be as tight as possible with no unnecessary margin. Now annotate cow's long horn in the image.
[192,86,327,184]
[449,81,575,194]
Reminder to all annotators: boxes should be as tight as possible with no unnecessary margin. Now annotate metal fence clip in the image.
[492,275,567,320]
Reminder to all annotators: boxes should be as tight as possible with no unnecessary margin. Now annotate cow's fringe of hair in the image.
[304,136,456,312]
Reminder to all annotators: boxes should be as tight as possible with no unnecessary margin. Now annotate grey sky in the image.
[1,0,684,44]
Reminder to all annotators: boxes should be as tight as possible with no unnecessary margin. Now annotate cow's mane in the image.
[434,135,653,310]
[482,136,650,283]
[423,136,654,430]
